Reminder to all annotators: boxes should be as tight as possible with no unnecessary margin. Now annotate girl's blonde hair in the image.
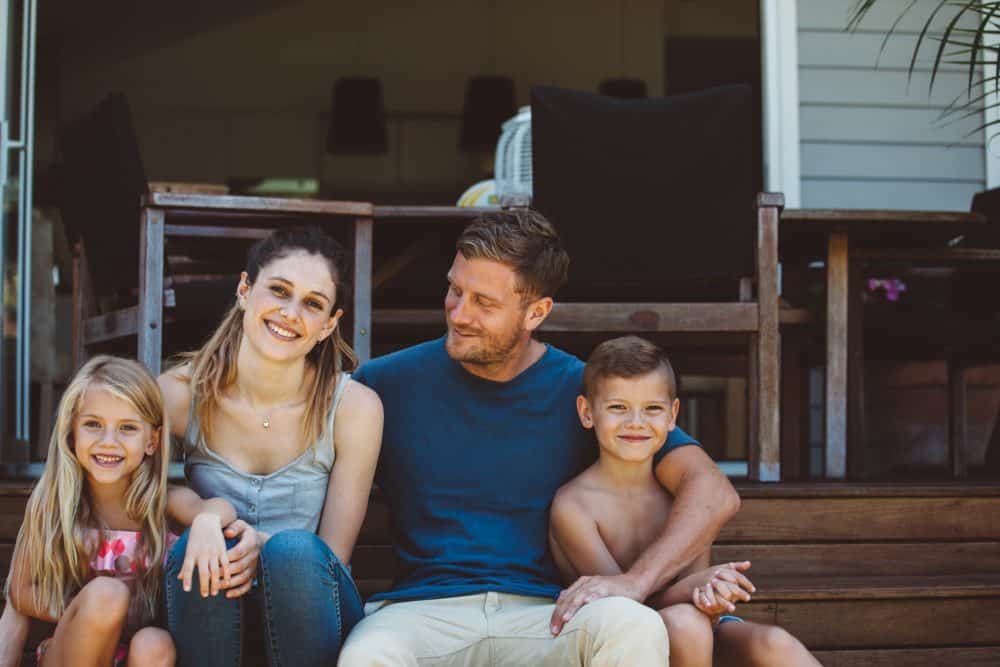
[6,355,170,621]
[180,227,356,445]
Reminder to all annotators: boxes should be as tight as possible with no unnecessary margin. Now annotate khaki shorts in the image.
[338,592,669,666]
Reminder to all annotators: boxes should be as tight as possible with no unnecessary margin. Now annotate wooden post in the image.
[353,216,374,364]
[948,354,968,479]
[753,193,782,482]
[137,207,165,375]
[847,259,866,479]
[826,232,849,479]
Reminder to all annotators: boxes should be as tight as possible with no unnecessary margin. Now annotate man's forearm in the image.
[626,470,740,597]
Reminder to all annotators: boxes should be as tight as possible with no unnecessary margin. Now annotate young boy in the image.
[549,336,819,667]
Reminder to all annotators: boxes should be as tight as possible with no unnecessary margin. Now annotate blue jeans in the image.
[165,528,365,667]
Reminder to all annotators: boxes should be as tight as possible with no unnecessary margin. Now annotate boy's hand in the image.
[178,512,231,597]
[691,561,755,616]
[550,573,647,635]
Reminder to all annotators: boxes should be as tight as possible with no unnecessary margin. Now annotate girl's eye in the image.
[82,419,101,429]
[120,424,140,433]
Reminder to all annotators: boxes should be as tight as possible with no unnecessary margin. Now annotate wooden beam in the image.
[754,199,781,481]
[847,259,865,479]
[353,216,374,364]
[145,192,373,216]
[948,357,968,479]
[163,224,272,240]
[826,232,849,479]
[84,306,139,344]
[138,208,165,375]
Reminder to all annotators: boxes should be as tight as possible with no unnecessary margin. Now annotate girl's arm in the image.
[6,547,56,624]
[167,486,238,597]
[317,380,383,565]
[0,600,30,666]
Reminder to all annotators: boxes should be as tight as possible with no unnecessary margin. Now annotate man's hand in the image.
[550,573,647,635]
[221,520,264,599]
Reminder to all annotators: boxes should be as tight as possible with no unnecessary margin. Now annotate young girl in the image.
[4,355,232,667]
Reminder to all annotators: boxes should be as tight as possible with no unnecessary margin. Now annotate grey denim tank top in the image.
[182,373,350,536]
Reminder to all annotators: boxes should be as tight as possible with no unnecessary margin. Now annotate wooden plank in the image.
[353,216,373,364]
[782,208,985,227]
[826,232,849,479]
[780,336,806,480]
[800,179,984,213]
[721,496,1000,542]
[799,106,983,146]
[812,647,1000,667]
[711,542,1000,577]
[374,306,811,330]
[148,181,229,195]
[799,30,969,71]
[754,200,781,482]
[799,0,979,32]
[163,224,272,240]
[768,597,1000,649]
[799,68,980,108]
[749,574,1000,601]
[84,306,139,345]
[373,205,497,219]
[138,208,165,375]
[801,143,984,181]
[733,481,1000,498]
[144,192,373,217]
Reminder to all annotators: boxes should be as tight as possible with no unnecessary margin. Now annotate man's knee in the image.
[575,596,666,639]
[338,627,416,667]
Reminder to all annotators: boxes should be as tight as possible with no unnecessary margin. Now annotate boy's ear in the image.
[668,397,680,431]
[576,394,594,429]
[145,427,161,456]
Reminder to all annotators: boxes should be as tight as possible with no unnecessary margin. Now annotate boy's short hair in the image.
[583,336,677,400]
[456,208,569,301]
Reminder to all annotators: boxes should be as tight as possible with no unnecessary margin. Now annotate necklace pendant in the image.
[262,416,270,430]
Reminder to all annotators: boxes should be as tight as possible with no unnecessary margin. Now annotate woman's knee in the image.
[128,627,176,667]
[261,529,329,563]
[74,577,130,630]
[659,603,713,648]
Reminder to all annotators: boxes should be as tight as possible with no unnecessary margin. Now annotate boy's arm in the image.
[551,446,740,633]
[549,491,623,582]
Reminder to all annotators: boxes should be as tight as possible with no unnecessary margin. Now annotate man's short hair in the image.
[456,208,569,300]
[583,336,677,400]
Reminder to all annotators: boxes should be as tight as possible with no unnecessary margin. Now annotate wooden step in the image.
[812,646,1000,667]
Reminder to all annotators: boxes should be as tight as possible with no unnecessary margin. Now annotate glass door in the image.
[1,0,38,446]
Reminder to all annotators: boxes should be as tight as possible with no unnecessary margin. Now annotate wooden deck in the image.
[3,480,998,665]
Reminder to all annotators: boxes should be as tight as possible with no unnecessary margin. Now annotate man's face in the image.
[444,253,531,366]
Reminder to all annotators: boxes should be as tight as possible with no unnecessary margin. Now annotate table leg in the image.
[826,232,849,479]
[138,207,165,375]
[353,216,373,365]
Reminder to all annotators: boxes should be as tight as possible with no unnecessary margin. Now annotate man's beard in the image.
[445,321,523,367]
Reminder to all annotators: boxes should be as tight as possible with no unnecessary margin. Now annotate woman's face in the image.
[238,250,341,363]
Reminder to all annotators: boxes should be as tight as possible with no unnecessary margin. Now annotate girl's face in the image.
[238,250,341,363]
[73,385,158,490]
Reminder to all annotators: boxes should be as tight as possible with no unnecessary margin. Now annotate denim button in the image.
[249,504,256,512]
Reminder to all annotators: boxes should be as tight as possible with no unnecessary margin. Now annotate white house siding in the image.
[797,0,986,210]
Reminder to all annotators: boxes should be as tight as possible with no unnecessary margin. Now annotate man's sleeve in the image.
[652,426,700,467]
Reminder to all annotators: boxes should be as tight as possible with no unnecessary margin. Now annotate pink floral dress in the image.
[37,529,177,666]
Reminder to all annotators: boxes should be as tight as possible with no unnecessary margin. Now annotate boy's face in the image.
[577,370,680,465]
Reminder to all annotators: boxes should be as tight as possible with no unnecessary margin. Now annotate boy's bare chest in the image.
[594,490,673,571]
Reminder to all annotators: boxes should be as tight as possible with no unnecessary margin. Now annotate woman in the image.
[160,227,383,666]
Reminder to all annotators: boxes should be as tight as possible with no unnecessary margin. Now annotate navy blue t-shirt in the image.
[354,337,698,602]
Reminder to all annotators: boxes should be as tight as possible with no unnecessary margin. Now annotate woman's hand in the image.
[178,512,231,597]
[221,520,265,599]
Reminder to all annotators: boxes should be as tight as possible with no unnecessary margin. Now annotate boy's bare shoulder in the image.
[553,465,609,514]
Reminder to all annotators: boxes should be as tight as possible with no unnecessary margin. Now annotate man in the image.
[338,209,740,666]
